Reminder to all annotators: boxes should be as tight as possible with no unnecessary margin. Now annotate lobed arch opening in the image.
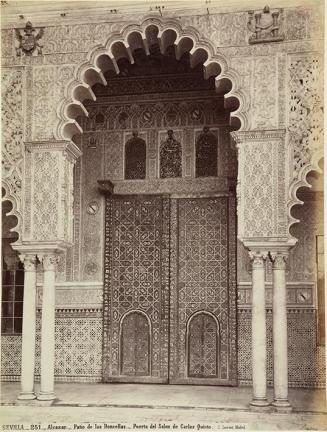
[1,188,20,270]
[1,185,21,243]
[55,19,246,142]
[288,155,324,236]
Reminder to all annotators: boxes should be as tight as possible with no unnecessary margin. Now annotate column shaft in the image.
[271,252,291,410]
[38,254,57,401]
[249,251,269,407]
[18,255,37,400]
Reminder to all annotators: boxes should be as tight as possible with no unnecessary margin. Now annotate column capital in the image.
[18,254,37,271]
[270,251,289,269]
[248,250,268,268]
[39,253,60,271]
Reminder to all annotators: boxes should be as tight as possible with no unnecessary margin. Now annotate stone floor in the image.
[1,383,326,431]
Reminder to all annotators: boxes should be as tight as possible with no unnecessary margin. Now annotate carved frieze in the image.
[40,22,122,54]
[181,13,247,48]
[36,282,103,308]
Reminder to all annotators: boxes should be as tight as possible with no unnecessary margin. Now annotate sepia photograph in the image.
[0,0,326,430]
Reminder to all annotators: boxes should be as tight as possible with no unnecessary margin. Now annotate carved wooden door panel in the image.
[103,195,170,383]
[103,195,236,385]
[169,196,237,385]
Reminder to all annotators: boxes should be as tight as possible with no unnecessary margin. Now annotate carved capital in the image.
[39,254,60,271]
[248,250,268,269]
[270,251,288,270]
[19,254,37,271]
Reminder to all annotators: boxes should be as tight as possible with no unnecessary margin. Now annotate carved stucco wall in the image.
[1,5,324,386]
[1,5,323,240]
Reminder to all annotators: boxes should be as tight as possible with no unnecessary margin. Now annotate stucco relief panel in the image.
[32,64,75,140]
[181,13,247,47]
[32,151,59,240]
[41,22,124,54]
[285,7,324,41]
[1,29,13,57]
[241,137,286,238]
[251,56,278,129]
[288,53,323,180]
[230,57,252,113]
[2,67,24,232]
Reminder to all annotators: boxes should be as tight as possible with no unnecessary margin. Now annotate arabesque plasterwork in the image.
[287,53,324,232]
[2,67,24,238]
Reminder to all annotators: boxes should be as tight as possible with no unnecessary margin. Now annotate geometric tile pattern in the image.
[237,309,326,388]
[1,316,102,382]
[103,196,170,382]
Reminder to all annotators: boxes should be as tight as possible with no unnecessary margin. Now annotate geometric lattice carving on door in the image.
[120,311,150,376]
[188,312,219,378]
[103,195,170,382]
[169,196,237,385]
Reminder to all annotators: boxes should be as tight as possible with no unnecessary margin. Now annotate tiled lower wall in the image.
[237,309,326,388]
[2,310,325,387]
[1,315,103,382]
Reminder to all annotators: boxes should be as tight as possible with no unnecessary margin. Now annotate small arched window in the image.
[195,127,218,177]
[125,131,146,180]
[160,130,182,178]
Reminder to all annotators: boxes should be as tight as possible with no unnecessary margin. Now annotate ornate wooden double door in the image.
[103,194,237,385]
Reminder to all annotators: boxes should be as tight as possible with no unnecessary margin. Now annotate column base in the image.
[37,391,56,401]
[272,399,292,412]
[17,392,37,400]
[250,398,270,409]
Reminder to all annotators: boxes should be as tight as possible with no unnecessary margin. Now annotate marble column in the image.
[271,252,291,410]
[249,251,269,407]
[17,254,37,400]
[37,254,58,401]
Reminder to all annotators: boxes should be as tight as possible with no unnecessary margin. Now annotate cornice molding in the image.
[12,241,72,254]
[1,1,318,29]
[231,129,286,144]
[24,140,82,159]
